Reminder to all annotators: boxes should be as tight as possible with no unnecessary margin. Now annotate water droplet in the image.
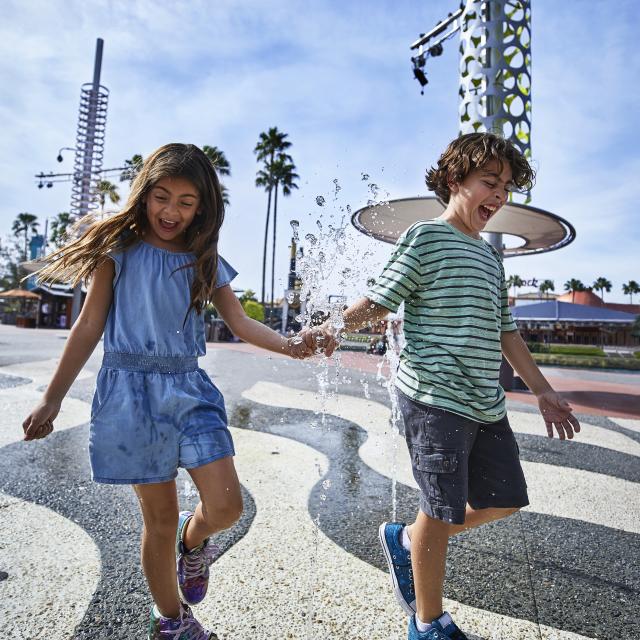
[305,233,317,246]
[361,173,370,181]
[315,195,326,207]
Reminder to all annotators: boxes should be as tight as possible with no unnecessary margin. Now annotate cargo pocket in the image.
[411,446,459,506]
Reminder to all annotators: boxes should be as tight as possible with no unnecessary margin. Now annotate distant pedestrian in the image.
[22,143,333,639]
[309,132,581,640]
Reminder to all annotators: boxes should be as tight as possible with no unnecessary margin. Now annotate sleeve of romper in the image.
[215,255,238,289]
[499,263,517,332]
[366,223,425,313]
[106,251,123,288]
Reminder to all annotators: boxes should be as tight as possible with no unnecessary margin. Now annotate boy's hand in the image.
[536,391,581,440]
[300,325,338,357]
[23,400,61,441]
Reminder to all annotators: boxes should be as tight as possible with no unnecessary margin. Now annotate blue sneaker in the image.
[176,511,219,605]
[378,522,416,615]
[408,613,469,640]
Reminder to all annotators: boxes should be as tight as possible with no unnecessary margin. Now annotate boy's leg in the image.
[133,480,180,618]
[406,504,520,540]
[410,510,451,624]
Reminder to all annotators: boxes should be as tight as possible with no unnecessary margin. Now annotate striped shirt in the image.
[367,219,517,423]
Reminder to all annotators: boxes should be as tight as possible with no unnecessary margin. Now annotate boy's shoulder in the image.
[402,218,443,242]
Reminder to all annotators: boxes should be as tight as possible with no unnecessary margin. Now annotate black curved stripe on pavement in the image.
[0,423,256,639]
[230,400,639,640]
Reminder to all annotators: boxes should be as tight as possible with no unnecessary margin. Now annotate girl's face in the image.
[144,176,201,250]
[446,160,513,238]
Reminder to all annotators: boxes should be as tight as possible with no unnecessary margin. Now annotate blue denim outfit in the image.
[89,240,237,485]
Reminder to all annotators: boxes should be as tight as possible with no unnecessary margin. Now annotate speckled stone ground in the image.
[0,326,638,639]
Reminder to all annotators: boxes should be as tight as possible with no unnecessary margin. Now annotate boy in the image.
[312,132,581,639]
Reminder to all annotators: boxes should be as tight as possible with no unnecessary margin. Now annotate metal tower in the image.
[70,38,109,324]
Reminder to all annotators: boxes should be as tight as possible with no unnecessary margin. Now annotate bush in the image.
[532,353,640,370]
[547,345,605,357]
[242,299,265,322]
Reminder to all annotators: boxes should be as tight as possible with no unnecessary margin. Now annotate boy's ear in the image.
[447,177,460,195]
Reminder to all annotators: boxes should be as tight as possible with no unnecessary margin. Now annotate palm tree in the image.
[202,145,231,206]
[506,274,524,299]
[11,212,39,261]
[254,127,292,306]
[96,180,121,217]
[592,277,612,302]
[539,279,555,299]
[564,278,585,303]
[268,155,299,314]
[49,212,73,249]
[119,154,144,184]
[622,280,639,304]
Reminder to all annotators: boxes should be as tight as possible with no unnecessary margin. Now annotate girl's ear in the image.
[447,178,459,195]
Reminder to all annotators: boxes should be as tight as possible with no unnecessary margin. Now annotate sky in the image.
[1,0,638,303]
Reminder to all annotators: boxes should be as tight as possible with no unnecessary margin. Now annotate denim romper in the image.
[89,240,238,485]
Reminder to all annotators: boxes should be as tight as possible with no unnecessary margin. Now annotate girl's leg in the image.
[182,456,243,550]
[133,480,180,618]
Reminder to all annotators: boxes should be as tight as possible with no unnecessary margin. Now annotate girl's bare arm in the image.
[23,259,115,440]
[212,285,312,358]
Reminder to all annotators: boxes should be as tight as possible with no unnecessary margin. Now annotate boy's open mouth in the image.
[478,204,498,223]
[159,218,179,230]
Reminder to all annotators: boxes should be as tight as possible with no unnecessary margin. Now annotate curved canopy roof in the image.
[351,197,576,257]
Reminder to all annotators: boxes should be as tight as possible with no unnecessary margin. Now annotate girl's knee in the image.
[202,492,243,529]
[137,501,179,536]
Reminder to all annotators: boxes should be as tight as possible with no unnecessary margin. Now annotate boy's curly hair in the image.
[425,132,535,202]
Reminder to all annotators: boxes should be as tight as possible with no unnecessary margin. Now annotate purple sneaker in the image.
[176,511,219,605]
[148,603,217,639]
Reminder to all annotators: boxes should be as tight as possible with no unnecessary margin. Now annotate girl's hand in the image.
[287,335,314,359]
[23,400,61,441]
[299,326,338,358]
[536,391,581,440]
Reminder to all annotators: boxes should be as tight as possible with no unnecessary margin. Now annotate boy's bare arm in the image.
[23,259,115,440]
[501,330,581,440]
[342,297,391,332]
[301,297,390,356]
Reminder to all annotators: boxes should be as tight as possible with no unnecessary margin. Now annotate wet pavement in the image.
[0,325,638,639]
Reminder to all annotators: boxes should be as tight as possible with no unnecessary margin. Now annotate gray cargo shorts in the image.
[398,390,529,524]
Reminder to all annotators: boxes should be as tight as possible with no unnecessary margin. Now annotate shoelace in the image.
[159,610,212,640]
[182,541,219,580]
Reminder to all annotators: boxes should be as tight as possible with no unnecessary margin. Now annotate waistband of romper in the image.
[102,352,198,373]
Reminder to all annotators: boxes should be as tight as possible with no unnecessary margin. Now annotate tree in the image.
[11,212,39,261]
[239,289,257,304]
[49,212,73,249]
[622,280,640,304]
[564,278,585,303]
[96,180,121,216]
[202,145,231,206]
[539,279,555,299]
[268,155,299,316]
[0,237,23,290]
[120,154,144,185]
[592,277,612,302]
[254,127,292,307]
[507,274,524,298]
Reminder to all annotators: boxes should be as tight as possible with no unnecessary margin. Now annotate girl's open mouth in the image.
[159,218,179,230]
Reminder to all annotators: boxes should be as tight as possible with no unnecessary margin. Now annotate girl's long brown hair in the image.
[36,143,225,314]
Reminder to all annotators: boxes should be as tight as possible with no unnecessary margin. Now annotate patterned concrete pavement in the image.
[0,326,638,639]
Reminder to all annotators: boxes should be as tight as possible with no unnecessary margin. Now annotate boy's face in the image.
[448,160,513,237]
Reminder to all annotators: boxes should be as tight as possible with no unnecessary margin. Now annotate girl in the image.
[23,143,325,639]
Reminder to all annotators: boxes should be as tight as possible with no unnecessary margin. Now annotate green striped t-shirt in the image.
[367,219,517,423]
